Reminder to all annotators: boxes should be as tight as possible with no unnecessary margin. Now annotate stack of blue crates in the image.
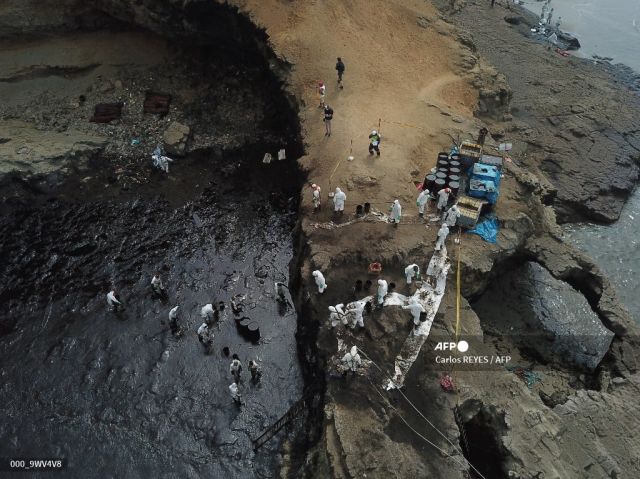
[468,163,501,204]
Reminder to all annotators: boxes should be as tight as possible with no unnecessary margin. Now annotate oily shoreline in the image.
[0,0,639,478]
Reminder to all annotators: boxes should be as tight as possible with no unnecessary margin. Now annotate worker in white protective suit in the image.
[168,305,181,336]
[435,266,448,295]
[275,282,288,303]
[151,145,174,173]
[435,223,450,251]
[348,300,367,329]
[329,304,347,327]
[201,303,215,323]
[403,298,426,326]
[107,290,122,311]
[312,184,321,211]
[341,346,362,373]
[437,188,451,212]
[229,355,242,383]
[312,270,327,293]
[197,322,213,353]
[377,279,388,307]
[333,187,346,213]
[444,204,461,227]
[416,189,430,217]
[151,273,164,294]
[389,200,402,225]
[229,382,242,405]
[248,360,262,382]
[405,264,419,284]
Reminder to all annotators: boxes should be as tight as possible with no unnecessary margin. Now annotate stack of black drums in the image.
[235,316,260,343]
[423,152,461,196]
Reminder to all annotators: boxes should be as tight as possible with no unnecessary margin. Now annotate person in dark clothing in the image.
[324,105,333,136]
[477,127,489,145]
[491,0,495,7]
[335,57,345,88]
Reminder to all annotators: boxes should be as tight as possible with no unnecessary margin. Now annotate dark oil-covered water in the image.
[0,152,304,478]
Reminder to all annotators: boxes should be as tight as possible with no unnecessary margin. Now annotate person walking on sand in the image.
[437,187,451,213]
[477,127,489,146]
[312,183,322,211]
[369,130,381,156]
[417,189,430,217]
[335,57,345,89]
[435,223,450,251]
[377,279,388,307]
[389,200,402,226]
[323,105,333,136]
[491,0,495,8]
[333,187,346,214]
[318,82,326,108]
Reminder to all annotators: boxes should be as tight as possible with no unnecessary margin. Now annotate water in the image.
[564,192,640,323]
[525,0,640,71]
[523,0,640,324]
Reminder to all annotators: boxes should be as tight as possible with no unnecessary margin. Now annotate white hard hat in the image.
[372,130,378,135]
[350,346,358,355]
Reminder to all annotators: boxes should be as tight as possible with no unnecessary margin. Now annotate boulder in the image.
[504,15,524,25]
[473,261,614,370]
[558,32,581,50]
[162,122,190,156]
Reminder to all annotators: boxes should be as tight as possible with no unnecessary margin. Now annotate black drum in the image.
[448,174,460,183]
[247,322,260,343]
[449,160,461,168]
[437,152,449,161]
[436,172,447,180]
[437,159,449,169]
[449,181,460,196]
[423,174,436,190]
[448,167,461,175]
[434,178,446,191]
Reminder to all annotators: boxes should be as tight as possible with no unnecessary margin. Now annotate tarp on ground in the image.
[468,217,499,243]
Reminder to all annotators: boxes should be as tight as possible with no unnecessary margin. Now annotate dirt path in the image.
[235,0,476,212]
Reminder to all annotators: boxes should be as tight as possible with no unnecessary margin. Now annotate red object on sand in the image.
[368,262,382,274]
[439,374,454,392]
